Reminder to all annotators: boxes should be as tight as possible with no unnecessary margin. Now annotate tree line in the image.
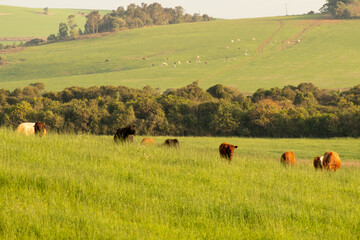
[45,2,213,43]
[321,0,360,18]
[1,82,360,138]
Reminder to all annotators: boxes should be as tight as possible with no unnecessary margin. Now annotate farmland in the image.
[0,5,108,40]
[1,128,359,239]
[1,6,360,93]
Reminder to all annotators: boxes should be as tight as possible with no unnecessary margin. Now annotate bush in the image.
[25,38,45,47]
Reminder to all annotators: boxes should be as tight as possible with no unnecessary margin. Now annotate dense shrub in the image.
[2,82,360,137]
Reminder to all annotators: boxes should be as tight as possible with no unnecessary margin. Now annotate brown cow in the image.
[219,142,238,162]
[141,138,156,146]
[323,151,341,171]
[280,151,295,166]
[313,156,324,170]
[34,121,47,136]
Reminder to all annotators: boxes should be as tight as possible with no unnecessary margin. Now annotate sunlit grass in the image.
[1,14,360,93]
[1,128,359,239]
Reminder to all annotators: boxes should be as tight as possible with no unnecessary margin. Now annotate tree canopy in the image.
[1,82,360,138]
[321,0,360,18]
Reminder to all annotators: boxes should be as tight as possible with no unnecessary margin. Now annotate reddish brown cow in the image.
[280,151,295,166]
[219,143,238,162]
[34,121,47,136]
[141,138,156,146]
[323,151,341,171]
[313,156,324,170]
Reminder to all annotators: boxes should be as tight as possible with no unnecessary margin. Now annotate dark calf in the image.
[164,139,179,147]
[114,125,136,143]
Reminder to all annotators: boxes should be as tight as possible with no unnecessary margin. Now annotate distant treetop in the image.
[321,0,360,19]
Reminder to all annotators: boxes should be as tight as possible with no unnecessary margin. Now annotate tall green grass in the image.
[1,128,359,239]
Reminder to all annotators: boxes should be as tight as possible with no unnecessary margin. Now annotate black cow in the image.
[164,139,179,148]
[114,125,136,143]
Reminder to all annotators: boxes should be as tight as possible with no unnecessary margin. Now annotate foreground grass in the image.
[1,128,359,239]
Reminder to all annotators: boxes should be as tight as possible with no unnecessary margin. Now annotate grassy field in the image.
[1,12,360,93]
[0,5,109,40]
[1,128,359,239]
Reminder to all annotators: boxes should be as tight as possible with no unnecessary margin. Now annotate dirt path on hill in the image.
[278,20,320,51]
[201,19,285,82]
[277,19,341,51]
[0,37,47,42]
[200,18,342,83]
[257,19,285,55]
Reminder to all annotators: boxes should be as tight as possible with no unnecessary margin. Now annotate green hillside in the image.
[1,12,360,92]
[0,5,108,40]
[1,128,359,239]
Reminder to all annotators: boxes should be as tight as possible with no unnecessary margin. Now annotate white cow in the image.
[16,122,35,135]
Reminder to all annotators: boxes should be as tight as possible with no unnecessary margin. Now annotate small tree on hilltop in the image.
[58,22,69,40]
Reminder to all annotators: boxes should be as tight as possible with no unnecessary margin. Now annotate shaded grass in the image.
[1,128,360,239]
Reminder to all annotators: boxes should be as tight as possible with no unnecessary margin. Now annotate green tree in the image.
[47,34,58,42]
[85,11,101,34]
[67,15,79,39]
[58,22,69,39]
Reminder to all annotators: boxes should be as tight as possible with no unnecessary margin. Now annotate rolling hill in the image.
[1,6,360,93]
[0,5,99,41]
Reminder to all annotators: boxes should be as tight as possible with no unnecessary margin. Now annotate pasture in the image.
[1,128,359,239]
[1,13,360,92]
[0,5,108,40]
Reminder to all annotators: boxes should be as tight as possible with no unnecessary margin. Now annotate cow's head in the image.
[227,144,238,157]
[126,125,136,135]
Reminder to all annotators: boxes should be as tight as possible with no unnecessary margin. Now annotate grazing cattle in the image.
[34,121,47,136]
[219,142,238,162]
[164,139,179,148]
[16,122,35,135]
[323,151,341,171]
[114,125,136,143]
[313,156,324,170]
[141,138,155,146]
[280,151,295,166]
